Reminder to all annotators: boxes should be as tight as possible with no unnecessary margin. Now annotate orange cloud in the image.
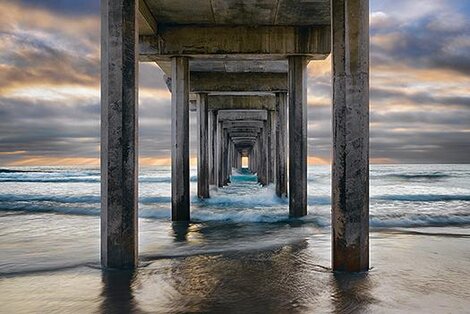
[370,157,397,164]
[7,156,99,167]
[5,156,201,167]
[307,156,330,165]
[0,150,26,155]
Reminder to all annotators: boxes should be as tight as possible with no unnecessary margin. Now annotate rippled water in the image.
[1,165,470,313]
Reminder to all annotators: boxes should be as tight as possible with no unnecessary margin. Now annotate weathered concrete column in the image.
[258,125,268,186]
[229,141,234,175]
[171,56,190,221]
[270,110,277,184]
[101,0,138,269]
[276,92,288,198]
[255,141,260,175]
[223,131,230,185]
[217,120,224,188]
[229,143,236,176]
[254,142,258,173]
[288,56,308,217]
[210,110,218,185]
[226,137,232,181]
[221,130,226,186]
[267,110,274,184]
[332,0,370,272]
[208,110,213,184]
[197,93,209,199]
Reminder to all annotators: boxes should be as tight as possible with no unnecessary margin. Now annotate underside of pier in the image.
[101,0,369,272]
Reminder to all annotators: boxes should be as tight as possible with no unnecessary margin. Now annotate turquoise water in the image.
[1,165,470,313]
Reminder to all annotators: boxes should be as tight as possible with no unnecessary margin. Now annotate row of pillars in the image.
[185,57,305,219]
[197,97,287,199]
[101,0,369,272]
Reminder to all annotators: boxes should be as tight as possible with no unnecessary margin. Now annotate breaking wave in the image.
[384,173,451,180]
[1,165,470,228]
[374,194,470,202]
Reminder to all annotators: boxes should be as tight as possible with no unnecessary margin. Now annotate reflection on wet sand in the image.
[101,269,140,313]
[330,272,376,313]
[171,221,191,242]
[100,222,375,313]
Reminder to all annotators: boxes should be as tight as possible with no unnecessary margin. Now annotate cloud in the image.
[18,0,99,16]
[0,0,470,165]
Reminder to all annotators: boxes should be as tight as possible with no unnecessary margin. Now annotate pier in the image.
[101,0,369,272]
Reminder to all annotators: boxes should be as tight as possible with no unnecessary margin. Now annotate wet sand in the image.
[1,217,469,313]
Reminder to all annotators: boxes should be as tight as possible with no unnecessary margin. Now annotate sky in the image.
[0,0,469,166]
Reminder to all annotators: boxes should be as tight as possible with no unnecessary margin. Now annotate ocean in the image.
[1,164,469,313]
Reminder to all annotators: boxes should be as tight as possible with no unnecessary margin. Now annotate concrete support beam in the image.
[101,0,138,269]
[228,132,259,138]
[276,92,288,198]
[223,120,265,129]
[231,138,257,143]
[331,0,370,272]
[218,110,267,121]
[138,0,157,35]
[208,95,276,111]
[191,72,287,93]
[171,56,190,221]
[197,93,209,199]
[288,56,308,217]
[157,60,289,78]
[140,25,330,59]
[227,128,261,134]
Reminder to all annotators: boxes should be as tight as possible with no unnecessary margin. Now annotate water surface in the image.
[1,165,469,313]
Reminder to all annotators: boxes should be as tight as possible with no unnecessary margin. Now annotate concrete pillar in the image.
[288,56,308,217]
[267,111,274,184]
[270,110,277,184]
[332,0,370,272]
[221,130,226,186]
[210,110,218,185]
[197,93,209,199]
[276,92,288,198]
[259,125,268,185]
[255,142,258,174]
[227,138,232,181]
[230,140,233,174]
[101,0,138,269]
[171,56,190,221]
[254,142,261,175]
[232,147,236,168]
[208,111,213,184]
[224,131,230,185]
[230,142,234,175]
[252,142,257,174]
[217,120,224,188]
